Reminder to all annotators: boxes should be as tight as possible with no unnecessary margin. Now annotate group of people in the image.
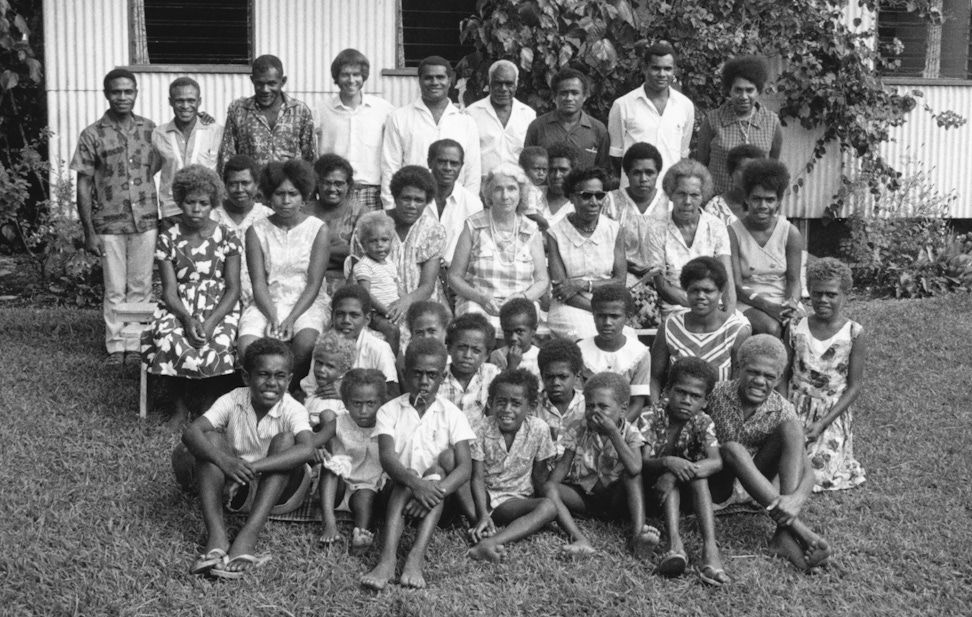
[70,42,868,589]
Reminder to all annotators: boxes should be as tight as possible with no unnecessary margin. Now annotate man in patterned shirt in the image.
[218,54,315,173]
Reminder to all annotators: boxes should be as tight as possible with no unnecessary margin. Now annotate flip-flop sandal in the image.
[210,553,272,580]
[697,565,730,587]
[190,548,227,575]
[658,550,688,577]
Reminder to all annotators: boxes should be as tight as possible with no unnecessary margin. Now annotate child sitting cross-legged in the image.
[543,372,660,558]
[439,313,501,435]
[468,369,594,561]
[488,297,542,382]
[638,357,728,586]
[304,331,356,427]
[313,368,388,553]
[173,338,315,579]
[353,211,403,356]
[534,338,587,466]
[361,338,476,591]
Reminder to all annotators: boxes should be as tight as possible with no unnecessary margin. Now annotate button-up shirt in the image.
[218,93,316,172]
[374,394,477,475]
[437,363,502,435]
[608,85,695,182]
[202,387,312,463]
[316,93,395,187]
[153,118,224,218]
[465,96,536,174]
[524,110,610,170]
[423,182,483,265]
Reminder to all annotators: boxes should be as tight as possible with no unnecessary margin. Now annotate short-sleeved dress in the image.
[141,223,241,378]
[788,317,866,491]
[662,309,751,381]
[321,413,385,493]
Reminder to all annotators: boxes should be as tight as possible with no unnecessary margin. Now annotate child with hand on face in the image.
[304,331,355,427]
[313,369,388,554]
[533,338,587,466]
[488,298,541,382]
[352,211,403,356]
[438,313,501,436]
[639,358,727,586]
[543,372,659,558]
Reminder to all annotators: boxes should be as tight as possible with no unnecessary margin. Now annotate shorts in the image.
[225,462,314,516]
[238,302,329,339]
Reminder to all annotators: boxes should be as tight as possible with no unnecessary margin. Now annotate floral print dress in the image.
[141,223,242,378]
[788,317,866,491]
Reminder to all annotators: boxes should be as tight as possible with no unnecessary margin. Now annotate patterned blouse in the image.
[698,101,783,194]
[218,93,316,172]
[637,401,719,463]
[706,380,799,456]
[662,309,751,381]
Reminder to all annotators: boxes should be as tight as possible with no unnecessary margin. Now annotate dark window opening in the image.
[401,0,477,68]
[144,0,250,65]
[877,0,972,79]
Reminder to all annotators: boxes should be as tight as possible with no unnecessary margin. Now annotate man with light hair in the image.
[465,60,536,179]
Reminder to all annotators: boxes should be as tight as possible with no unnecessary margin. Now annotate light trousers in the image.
[99,229,157,353]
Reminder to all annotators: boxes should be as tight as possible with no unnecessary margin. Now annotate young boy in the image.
[534,338,587,464]
[543,372,660,558]
[578,285,651,421]
[639,357,727,585]
[488,298,541,381]
[300,285,399,400]
[174,338,315,578]
[361,338,476,590]
[305,330,356,427]
[438,313,501,435]
[314,368,388,554]
[468,369,593,561]
[519,146,548,230]
[353,211,402,355]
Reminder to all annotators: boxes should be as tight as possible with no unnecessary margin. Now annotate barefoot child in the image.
[314,369,387,552]
[488,298,541,381]
[353,211,403,355]
[361,338,476,590]
[639,358,727,585]
[786,258,866,492]
[439,313,501,435]
[543,372,660,558]
[174,338,315,579]
[534,338,587,465]
[304,331,356,426]
[468,369,594,560]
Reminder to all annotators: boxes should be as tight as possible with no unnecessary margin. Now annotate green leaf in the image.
[519,47,534,71]
[0,69,18,91]
[13,13,28,37]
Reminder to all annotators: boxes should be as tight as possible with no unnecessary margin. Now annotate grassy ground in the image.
[1,296,970,616]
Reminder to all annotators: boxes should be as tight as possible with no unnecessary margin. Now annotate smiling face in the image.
[501,312,536,352]
[312,351,347,389]
[490,382,531,434]
[809,278,846,320]
[665,375,709,423]
[745,185,781,226]
[487,173,520,214]
[570,178,606,223]
[542,360,578,406]
[730,77,759,116]
[331,297,370,339]
[626,159,660,201]
[685,276,722,317]
[270,178,304,221]
[671,176,703,225]
[584,386,625,434]
[430,146,463,188]
[243,353,293,412]
[251,67,286,108]
[644,54,675,94]
[738,355,784,407]
[489,65,517,108]
[345,382,382,429]
[224,169,257,210]
[337,63,365,99]
[169,84,200,124]
[394,185,429,226]
[419,64,452,105]
[405,353,447,405]
[104,77,137,116]
[317,169,350,208]
[554,77,587,116]
[592,300,627,342]
[448,329,489,379]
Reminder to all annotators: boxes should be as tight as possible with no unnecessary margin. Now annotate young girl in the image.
[142,164,241,430]
[305,331,356,427]
[650,256,751,405]
[786,258,866,492]
[352,211,402,355]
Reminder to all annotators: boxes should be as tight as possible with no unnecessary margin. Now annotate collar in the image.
[330,93,375,110]
[241,92,298,111]
[248,391,288,419]
[413,97,458,117]
[471,96,527,118]
[718,100,766,128]
[162,118,209,135]
[560,215,604,248]
[398,392,445,416]
[544,110,592,128]
[97,111,146,129]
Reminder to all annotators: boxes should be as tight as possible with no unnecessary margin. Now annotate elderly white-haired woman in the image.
[448,163,549,329]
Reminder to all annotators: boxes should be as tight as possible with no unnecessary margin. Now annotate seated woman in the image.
[142,164,242,430]
[239,160,331,390]
[448,163,549,330]
[546,167,625,341]
[646,159,736,319]
[728,158,805,338]
[704,144,764,226]
[304,154,363,296]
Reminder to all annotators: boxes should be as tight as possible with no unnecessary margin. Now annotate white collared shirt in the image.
[465,96,536,174]
[375,394,477,475]
[153,118,224,218]
[608,85,695,182]
[423,182,483,265]
[202,388,311,463]
[316,93,395,186]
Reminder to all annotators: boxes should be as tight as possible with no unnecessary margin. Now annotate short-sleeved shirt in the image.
[315,93,395,186]
[578,336,652,397]
[300,327,399,396]
[153,119,224,218]
[607,85,695,183]
[532,390,586,459]
[524,111,610,170]
[438,363,502,434]
[637,401,718,463]
[218,93,316,172]
[304,395,347,427]
[374,394,477,475]
[354,255,400,308]
[202,387,312,463]
[471,415,556,507]
[422,183,483,266]
[707,380,799,456]
[465,96,537,173]
[564,419,645,493]
[70,112,161,234]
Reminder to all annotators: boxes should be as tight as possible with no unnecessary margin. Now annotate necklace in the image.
[570,213,597,234]
[488,211,520,267]
[737,107,756,144]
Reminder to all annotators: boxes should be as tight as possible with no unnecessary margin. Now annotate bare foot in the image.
[398,558,426,589]
[804,537,833,568]
[630,525,661,559]
[361,560,396,590]
[318,522,342,547]
[562,540,596,558]
[467,541,505,563]
[768,528,809,571]
[351,527,374,556]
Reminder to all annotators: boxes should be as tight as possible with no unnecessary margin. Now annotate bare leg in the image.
[468,498,557,562]
[662,476,684,556]
[164,377,191,432]
[290,328,319,392]
[191,432,235,555]
[438,448,476,521]
[361,483,410,590]
[744,307,783,339]
[350,488,378,554]
[541,483,594,555]
[621,474,659,558]
[690,478,728,583]
[318,471,343,545]
[237,334,257,366]
[399,500,445,589]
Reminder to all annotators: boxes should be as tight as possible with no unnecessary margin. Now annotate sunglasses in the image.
[575,191,607,201]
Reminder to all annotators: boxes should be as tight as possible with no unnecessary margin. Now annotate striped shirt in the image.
[663,309,751,381]
[202,388,312,463]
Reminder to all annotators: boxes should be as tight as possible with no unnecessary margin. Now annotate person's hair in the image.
[418,55,454,78]
[313,153,354,188]
[537,338,584,375]
[312,330,356,372]
[518,146,548,168]
[667,357,718,396]
[221,154,261,184]
[332,283,373,315]
[357,210,395,243]
[389,165,435,202]
[644,41,677,64]
[428,138,464,164]
[583,372,630,406]
[679,256,728,292]
[622,142,663,175]
[483,163,529,210]
[340,368,388,404]
[405,337,449,367]
[550,67,589,95]
[546,141,579,167]
[591,283,635,316]
[252,54,284,76]
[807,257,854,294]
[741,158,790,200]
[172,164,223,206]
[446,312,496,348]
[406,300,451,331]
[488,368,540,407]
[488,59,519,83]
[738,334,787,372]
[330,48,371,82]
[242,337,294,373]
[662,158,715,204]
[259,159,316,201]
[168,76,200,98]
[726,144,766,177]
[103,68,137,91]
[721,55,770,93]
[499,297,539,330]
[563,166,607,196]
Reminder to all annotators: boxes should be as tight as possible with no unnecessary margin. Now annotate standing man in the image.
[153,77,223,227]
[424,139,483,268]
[380,56,481,209]
[608,42,695,185]
[71,69,161,365]
[316,48,395,212]
[524,68,610,171]
[218,54,315,172]
[465,59,536,180]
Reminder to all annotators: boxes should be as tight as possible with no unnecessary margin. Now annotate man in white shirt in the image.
[608,42,695,186]
[425,139,483,267]
[465,59,536,180]
[381,56,481,209]
[316,49,395,212]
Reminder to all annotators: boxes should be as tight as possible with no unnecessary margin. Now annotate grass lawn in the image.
[1,295,970,616]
